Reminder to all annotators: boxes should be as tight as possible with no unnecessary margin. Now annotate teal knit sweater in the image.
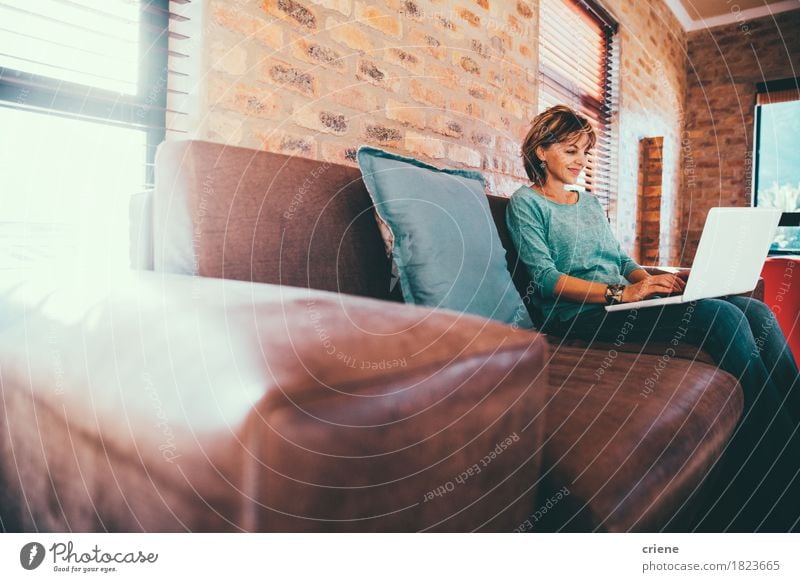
[506,185,642,324]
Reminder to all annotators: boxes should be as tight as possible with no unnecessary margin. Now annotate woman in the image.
[506,104,799,531]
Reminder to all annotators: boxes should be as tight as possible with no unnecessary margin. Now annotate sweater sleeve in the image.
[506,195,564,299]
[617,241,643,278]
[587,195,642,279]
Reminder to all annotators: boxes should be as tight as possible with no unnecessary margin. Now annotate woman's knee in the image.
[689,299,753,345]
[726,295,776,323]
[686,300,767,375]
[690,299,746,327]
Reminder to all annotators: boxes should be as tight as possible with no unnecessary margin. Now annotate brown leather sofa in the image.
[150,140,745,532]
[0,139,744,533]
[0,269,547,532]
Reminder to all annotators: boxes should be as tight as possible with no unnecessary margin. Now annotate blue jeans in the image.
[549,296,800,531]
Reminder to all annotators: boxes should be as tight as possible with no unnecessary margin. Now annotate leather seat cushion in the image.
[535,345,742,532]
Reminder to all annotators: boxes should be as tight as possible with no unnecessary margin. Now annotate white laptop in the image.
[605,207,782,312]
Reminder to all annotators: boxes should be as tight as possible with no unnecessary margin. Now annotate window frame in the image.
[0,0,170,189]
[753,77,800,255]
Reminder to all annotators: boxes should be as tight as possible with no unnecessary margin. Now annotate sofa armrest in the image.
[129,190,154,270]
[0,271,547,532]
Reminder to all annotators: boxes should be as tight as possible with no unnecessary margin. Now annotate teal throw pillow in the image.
[357,146,533,329]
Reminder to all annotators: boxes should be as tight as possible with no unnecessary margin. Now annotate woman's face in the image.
[537,133,591,185]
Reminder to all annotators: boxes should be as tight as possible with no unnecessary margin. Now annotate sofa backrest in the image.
[153,140,534,310]
[487,194,538,322]
[154,139,396,300]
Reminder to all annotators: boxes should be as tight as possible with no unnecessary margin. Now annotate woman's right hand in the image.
[621,274,685,303]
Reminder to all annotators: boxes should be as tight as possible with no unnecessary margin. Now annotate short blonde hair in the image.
[521,105,596,184]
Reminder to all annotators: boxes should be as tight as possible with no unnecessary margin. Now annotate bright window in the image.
[0,107,146,268]
[754,80,800,254]
[0,0,169,270]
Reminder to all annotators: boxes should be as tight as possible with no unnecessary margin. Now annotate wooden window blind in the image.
[539,0,618,214]
[756,78,800,106]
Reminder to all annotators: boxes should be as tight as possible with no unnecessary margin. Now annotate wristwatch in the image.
[605,284,626,305]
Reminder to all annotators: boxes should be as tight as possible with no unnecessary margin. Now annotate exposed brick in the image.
[385,99,426,129]
[489,173,526,197]
[261,0,317,30]
[435,15,462,38]
[198,0,698,269]
[516,1,533,18]
[292,37,346,70]
[209,40,248,76]
[265,60,318,96]
[293,108,349,134]
[257,129,317,156]
[329,21,374,52]
[490,30,513,53]
[407,29,446,59]
[458,55,480,75]
[400,0,422,19]
[642,196,662,211]
[448,96,482,119]
[385,48,423,74]
[487,67,505,88]
[510,159,528,180]
[207,112,244,144]
[457,7,480,27]
[471,131,494,148]
[425,61,458,90]
[211,2,284,49]
[512,80,536,104]
[356,59,399,90]
[320,142,358,165]
[448,144,482,167]
[326,85,381,112]
[363,123,403,146]
[409,79,446,109]
[355,2,401,38]
[429,114,464,138]
[638,136,663,263]
[467,84,490,101]
[641,211,661,224]
[470,39,490,59]
[506,14,522,35]
[405,131,446,159]
[495,137,518,156]
[234,88,282,119]
[309,0,351,16]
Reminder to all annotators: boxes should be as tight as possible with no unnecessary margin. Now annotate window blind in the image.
[756,78,800,106]
[538,0,618,214]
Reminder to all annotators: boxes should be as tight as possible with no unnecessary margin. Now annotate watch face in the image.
[606,284,624,304]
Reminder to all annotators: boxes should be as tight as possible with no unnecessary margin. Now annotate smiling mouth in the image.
[569,168,582,174]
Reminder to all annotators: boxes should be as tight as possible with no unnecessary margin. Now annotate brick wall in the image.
[681,10,800,262]
[604,0,686,264]
[171,0,688,261]
[175,0,540,198]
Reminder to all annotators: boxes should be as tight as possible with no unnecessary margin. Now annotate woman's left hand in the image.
[622,274,686,303]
